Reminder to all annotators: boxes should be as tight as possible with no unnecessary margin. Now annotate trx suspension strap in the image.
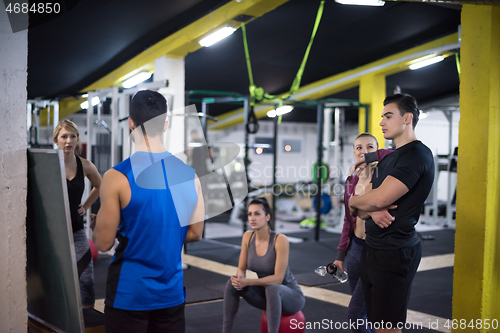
[241,0,325,105]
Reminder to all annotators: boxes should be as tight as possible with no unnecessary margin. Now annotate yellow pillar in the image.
[454,5,500,332]
[359,74,386,147]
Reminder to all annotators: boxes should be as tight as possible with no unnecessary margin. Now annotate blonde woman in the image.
[53,119,102,308]
[334,133,393,333]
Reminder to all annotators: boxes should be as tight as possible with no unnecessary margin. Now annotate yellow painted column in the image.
[359,74,386,147]
[454,5,500,332]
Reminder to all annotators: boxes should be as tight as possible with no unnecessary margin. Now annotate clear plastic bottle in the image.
[314,263,348,283]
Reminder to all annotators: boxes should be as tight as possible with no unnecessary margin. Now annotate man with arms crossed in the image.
[93,90,205,333]
[349,94,434,333]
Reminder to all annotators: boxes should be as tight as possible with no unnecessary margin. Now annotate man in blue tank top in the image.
[349,94,434,333]
[93,90,205,333]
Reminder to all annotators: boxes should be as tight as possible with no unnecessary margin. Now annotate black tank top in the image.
[67,156,85,232]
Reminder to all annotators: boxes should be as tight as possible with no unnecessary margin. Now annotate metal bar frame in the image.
[315,102,324,241]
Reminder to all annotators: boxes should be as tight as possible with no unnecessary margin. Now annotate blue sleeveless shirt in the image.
[105,151,198,310]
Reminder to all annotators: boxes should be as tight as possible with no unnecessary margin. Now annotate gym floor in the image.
[93,215,455,333]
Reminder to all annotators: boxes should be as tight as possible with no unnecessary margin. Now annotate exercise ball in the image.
[88,239,98,261]
[312,193,332,214]
[260,310,305,333]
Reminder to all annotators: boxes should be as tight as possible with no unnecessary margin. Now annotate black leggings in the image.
[222,280,305,333]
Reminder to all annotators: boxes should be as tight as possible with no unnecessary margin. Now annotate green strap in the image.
[241,1,325,106]
[287,0,325,97]
[242,23,264,105]
[241,24,254,90]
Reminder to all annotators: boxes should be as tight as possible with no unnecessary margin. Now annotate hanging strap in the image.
[246,105,260,134]
[241,1,325,105]
[286,0,325,98]
[241,23,263,105]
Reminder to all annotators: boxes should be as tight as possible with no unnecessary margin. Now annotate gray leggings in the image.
[73,229,95,307]
[222,280,305,333]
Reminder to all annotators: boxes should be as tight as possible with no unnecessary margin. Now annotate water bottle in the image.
[314,263,348,283]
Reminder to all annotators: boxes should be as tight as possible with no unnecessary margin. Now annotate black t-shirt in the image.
[365,140,435,249]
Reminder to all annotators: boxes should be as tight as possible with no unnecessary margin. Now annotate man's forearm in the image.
[349,192,384,213]
[356,209,370,220]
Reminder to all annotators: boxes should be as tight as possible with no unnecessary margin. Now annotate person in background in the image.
[53,119,102,308]
[222,197,305,333]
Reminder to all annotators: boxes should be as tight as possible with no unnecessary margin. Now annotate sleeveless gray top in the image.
[247,232,302,293]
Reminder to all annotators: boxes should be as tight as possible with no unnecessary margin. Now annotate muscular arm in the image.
[350,180,399,228]
[350,176,408,213]
[93,169,122,251]
[184,176,205,243]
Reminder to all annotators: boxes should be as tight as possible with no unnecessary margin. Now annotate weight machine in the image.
[422,106,459,228]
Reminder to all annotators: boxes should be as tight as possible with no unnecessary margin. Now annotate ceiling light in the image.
[267,105,294,118]
[80,96,100,109]
[335,0,384,6]
[199,26,236,47]
[419,110,428,120]
[122,72,152,88]
[409,56,444,70]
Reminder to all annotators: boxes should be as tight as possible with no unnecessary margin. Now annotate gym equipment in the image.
[88,239,98,261]
[312,193,332,215]
[299,217,326,229]
[312,162,329,184]
[420,106,458,227]
[260,310,305,333]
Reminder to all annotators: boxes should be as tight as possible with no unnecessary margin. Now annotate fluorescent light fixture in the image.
[419,110,428,120]
[267,105,294,118]
[335,0,384,6]
[267,110,277,118]
[409,55,444,70]
[80,96,100,109]
[122,72,152,88]
[81,93,88,98]
[199,26,236,47]
[236,143,271,148]
[188,142,204,148]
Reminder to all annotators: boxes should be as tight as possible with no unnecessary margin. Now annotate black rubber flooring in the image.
[185,296,437,333]
[93,227,455,332]
[184,266,228,304]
